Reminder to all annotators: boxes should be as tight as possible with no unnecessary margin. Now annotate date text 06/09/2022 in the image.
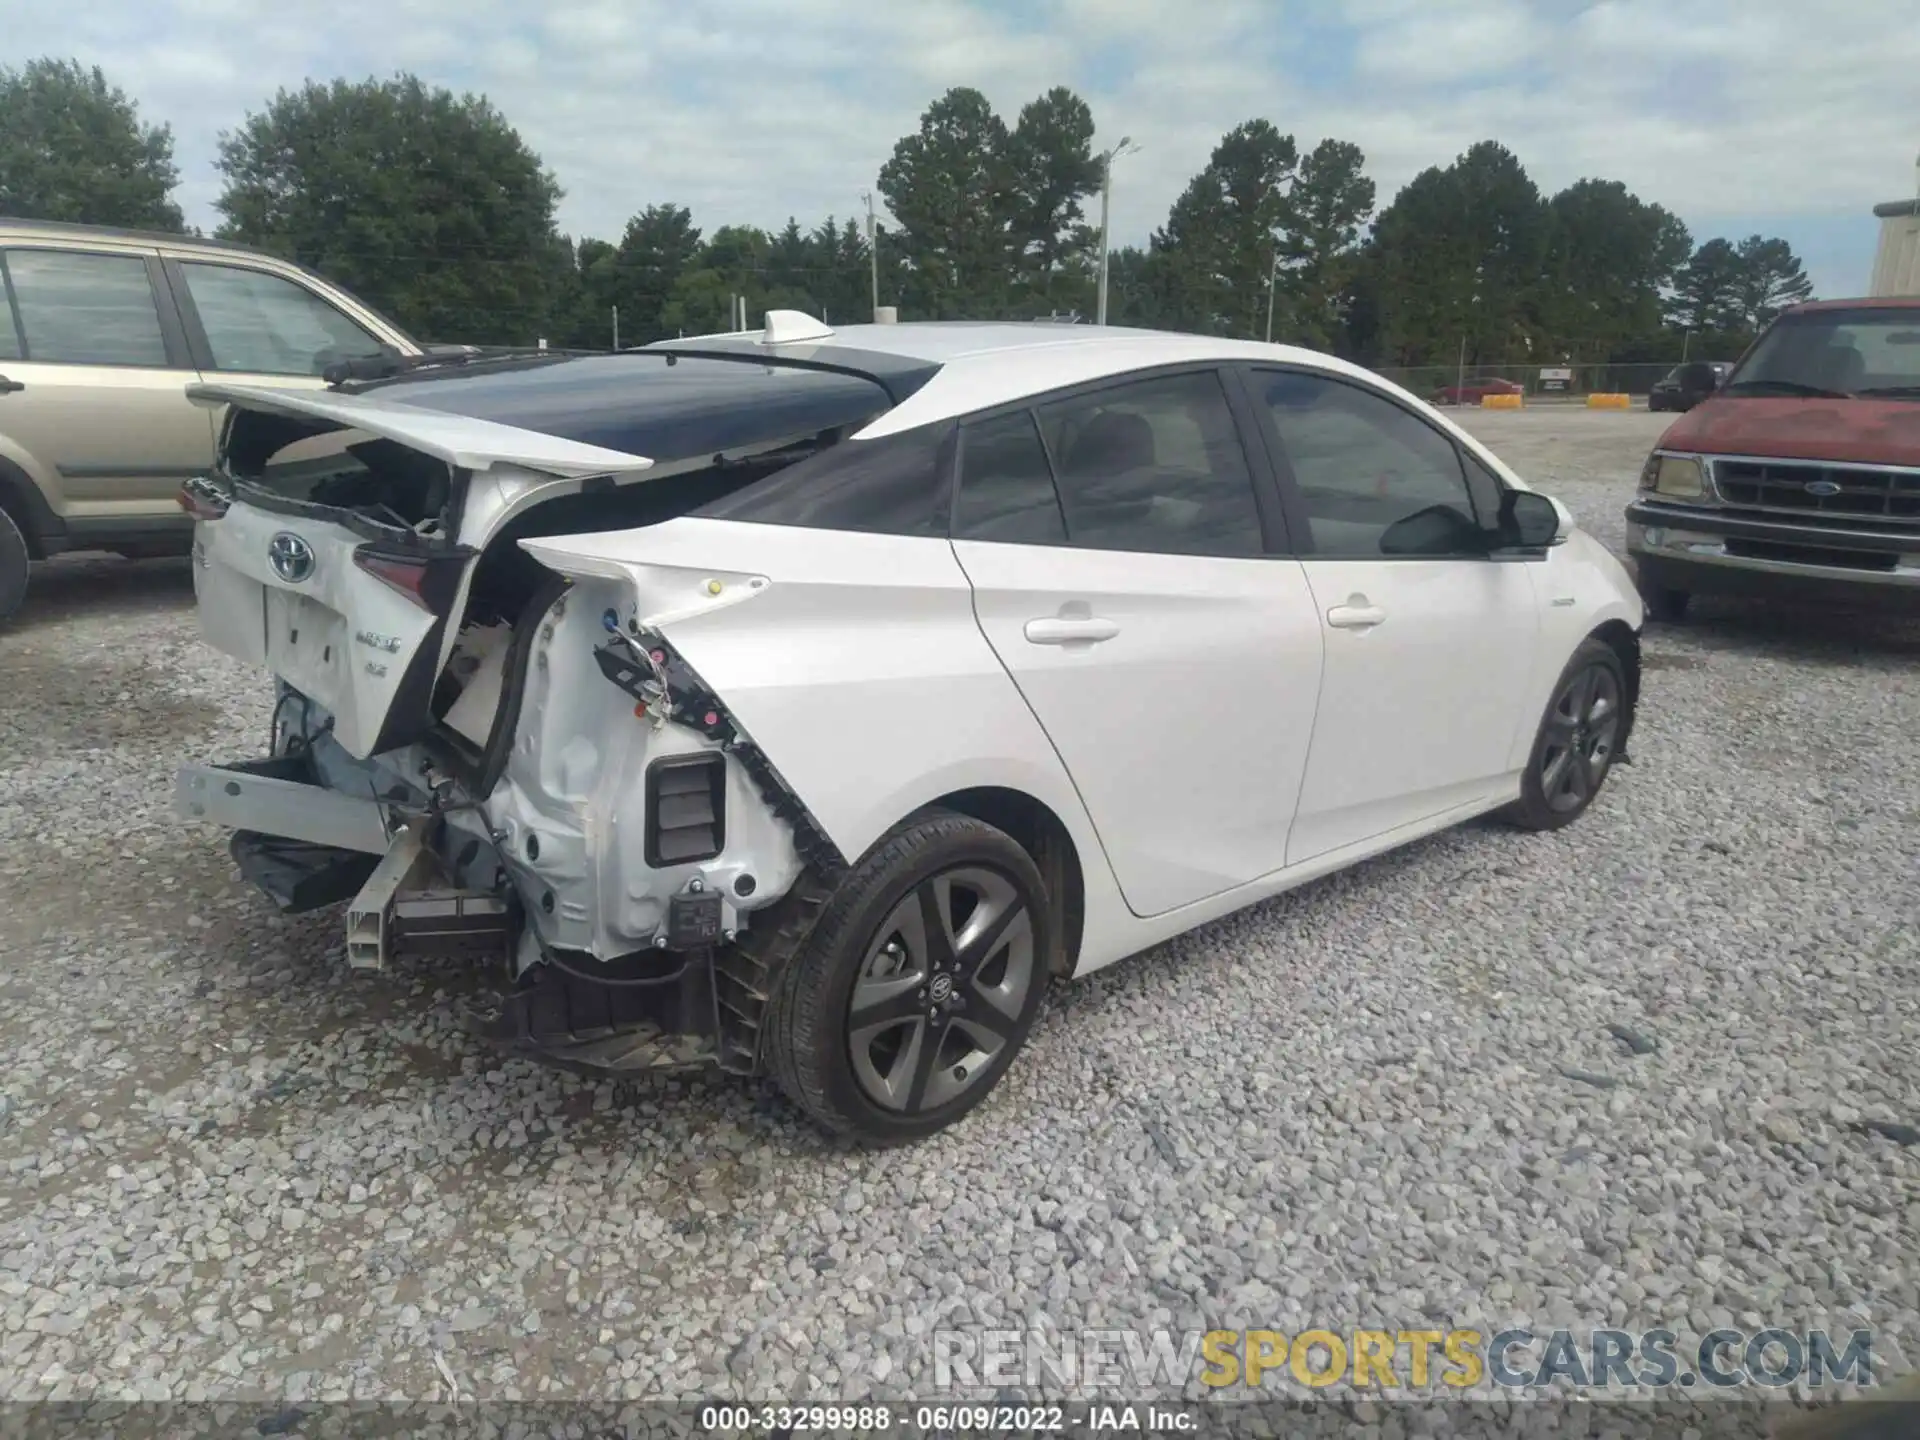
[697,1403,1198,1432]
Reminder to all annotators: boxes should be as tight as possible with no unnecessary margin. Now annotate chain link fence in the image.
[1367,362,1695,403]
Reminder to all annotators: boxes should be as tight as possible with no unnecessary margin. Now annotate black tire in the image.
[0,505,29,627]
[765,809,1052,1144]
[1641,585,1691,623]
[1500,638,1628,833]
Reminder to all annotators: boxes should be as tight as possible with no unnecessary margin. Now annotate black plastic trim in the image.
[644,753,727,868]
[0,456,66,553]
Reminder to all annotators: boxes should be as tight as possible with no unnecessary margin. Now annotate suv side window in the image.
[1034,370,1265,557]
[953,410,1066,545]
[180,263,382,375]
[0,269,19,361]
[2,250,169,367]
[1256,369,1485,558]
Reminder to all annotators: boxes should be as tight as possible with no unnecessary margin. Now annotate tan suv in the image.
[0,219,423,623]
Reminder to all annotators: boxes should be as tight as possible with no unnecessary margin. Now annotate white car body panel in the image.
[952,538,1323,917]
[185,382,656,479]
[1286,557,1540,862]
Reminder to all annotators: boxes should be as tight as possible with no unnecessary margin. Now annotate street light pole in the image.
[862,190,880,319]
[1095,137,1137,327]
[1265,252,1281,343]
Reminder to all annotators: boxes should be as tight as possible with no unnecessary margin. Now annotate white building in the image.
[1869,155,1920,296]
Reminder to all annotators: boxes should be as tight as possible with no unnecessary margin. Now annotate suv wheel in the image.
[0,506,29,626]
[766,810,1051,1143]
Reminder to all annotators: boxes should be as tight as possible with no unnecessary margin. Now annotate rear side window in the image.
[691,422,953,538]
[953,411,1065,545]
[3,250,169,367]
[181,262,383,375]
[1034,370,1265,557]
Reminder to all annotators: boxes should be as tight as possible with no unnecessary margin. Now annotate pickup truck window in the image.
[1732,308,1920,398]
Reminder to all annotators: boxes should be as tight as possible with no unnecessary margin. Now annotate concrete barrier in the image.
[1479,393,1524,410]
[1586,393,1633,409]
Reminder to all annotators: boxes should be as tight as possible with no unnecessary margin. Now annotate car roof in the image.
[0,216,274,258]
[650,321,1378,438]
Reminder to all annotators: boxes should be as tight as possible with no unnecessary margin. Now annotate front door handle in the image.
[0,375,23,396]
[1326,598,1386,630]
[1024,616,1120,646]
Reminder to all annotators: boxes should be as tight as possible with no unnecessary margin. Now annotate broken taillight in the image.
[351,544,464,614]
[176,480,229,522]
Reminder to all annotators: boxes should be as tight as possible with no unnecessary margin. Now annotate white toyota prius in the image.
[174,315,1644,1142]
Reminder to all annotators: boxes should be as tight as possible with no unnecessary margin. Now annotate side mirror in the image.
[1500,490,1568,552]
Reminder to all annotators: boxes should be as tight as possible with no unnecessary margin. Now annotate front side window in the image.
[3,250,169,367]
[181,263,383,376]
[1034,370,1265,557]
[1257,369,1485,559]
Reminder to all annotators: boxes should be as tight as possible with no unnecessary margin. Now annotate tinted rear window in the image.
[693,422,955,538]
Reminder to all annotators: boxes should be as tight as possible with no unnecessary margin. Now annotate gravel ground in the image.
[1,408,1917,1413]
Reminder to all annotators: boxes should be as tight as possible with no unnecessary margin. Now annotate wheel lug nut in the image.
[953,1065,967,1081]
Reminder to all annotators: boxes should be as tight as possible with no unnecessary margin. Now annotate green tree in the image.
[0,58,183,229]
[1276,138,1375,349]
[1730,234,1813,330]
[1541,179,1691,358]
[1152,120,1300,336]
[1003,87,1102,312]
[1369,141,1547,365]
[608,203,704,344]
[1669,237,1745,333]
[878,87,1015,318]
[214,74,562,346]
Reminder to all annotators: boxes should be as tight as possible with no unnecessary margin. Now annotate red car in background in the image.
[1433,374,1525,405]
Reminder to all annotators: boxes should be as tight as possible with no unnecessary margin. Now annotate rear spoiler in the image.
[186,382,655,480]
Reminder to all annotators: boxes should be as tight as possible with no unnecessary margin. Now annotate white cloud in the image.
[3,0,1910,294]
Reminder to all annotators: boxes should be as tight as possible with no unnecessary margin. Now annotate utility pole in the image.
[1095,137,1138,327]
[1265,252,1281,344]
[863,190,880,319]
[611,305,619,350]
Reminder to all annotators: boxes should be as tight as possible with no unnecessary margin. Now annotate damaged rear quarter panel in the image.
[530,516,1114,890]
[478,578,803,960]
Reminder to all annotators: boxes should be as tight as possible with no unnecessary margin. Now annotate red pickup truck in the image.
[1626,297,1920,619]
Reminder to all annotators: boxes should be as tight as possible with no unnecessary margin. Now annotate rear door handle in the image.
[0,375,23,396]
[1326,600,1386,630]
[1024,616,1120,646]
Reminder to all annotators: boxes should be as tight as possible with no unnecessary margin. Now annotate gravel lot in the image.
[2,407,1917,1412]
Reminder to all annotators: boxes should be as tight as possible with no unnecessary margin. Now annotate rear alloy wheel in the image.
[766,810,1051,1143]
[0,506,30,627]
[1500,639,1627,832]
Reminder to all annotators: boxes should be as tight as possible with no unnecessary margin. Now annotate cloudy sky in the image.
[7,0,1917,297]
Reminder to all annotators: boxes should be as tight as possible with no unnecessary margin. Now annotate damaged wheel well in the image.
[922,786,1084,978]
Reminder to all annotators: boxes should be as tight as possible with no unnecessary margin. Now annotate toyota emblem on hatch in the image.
[268,531,315,583]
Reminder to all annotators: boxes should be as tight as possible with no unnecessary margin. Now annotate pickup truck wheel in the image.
[1499,638,1627,833]
[1641,585,1690,623]
[765,810,1051,1144]
[0,506,29,626]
